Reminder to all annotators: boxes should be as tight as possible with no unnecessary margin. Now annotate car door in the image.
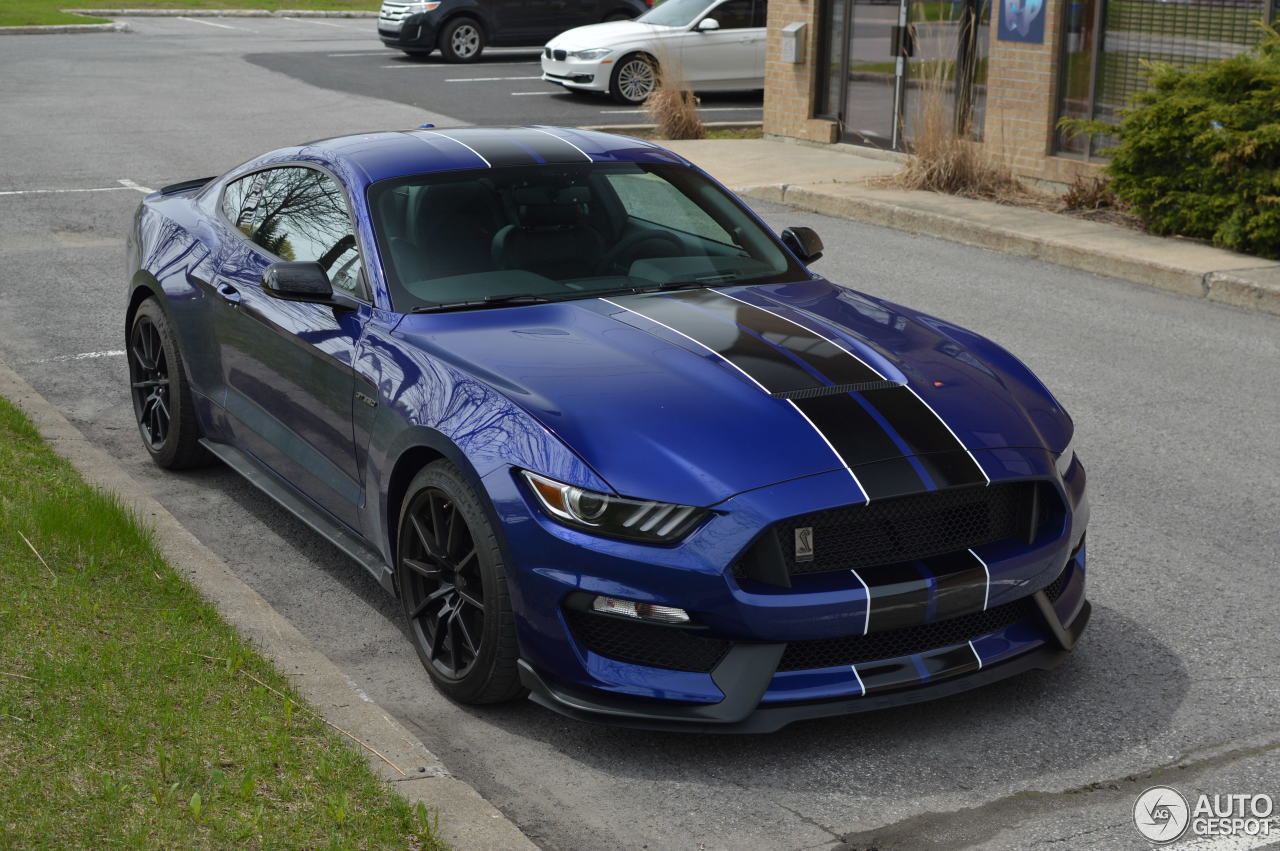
[212,165,370,530]
[677,0,762,87]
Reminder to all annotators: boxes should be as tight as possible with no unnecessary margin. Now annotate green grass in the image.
[0,1,108,26]
[0,0,379,25]
[0,396,446,849]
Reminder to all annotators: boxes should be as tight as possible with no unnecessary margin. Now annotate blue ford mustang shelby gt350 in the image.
[125,126,1089,732]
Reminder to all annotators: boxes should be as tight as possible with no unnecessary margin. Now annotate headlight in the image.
[1055,435,1076,478]
[521,471,706,543]
[569,48,612,60]
[405,1,440,12]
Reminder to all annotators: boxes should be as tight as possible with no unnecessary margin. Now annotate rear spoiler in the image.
[158,176,217,196]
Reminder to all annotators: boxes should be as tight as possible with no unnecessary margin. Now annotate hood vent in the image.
[771,380,905,400]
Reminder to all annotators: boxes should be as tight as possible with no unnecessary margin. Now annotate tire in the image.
[610,52,656,105]
[438,17,485,63]
[127,298,211,470]
[397,460,522,704]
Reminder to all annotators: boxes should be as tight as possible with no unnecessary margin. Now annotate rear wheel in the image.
[127,298,210,469]
[610,53,656,105]
[438,17,485,63]
[397,461,522,704]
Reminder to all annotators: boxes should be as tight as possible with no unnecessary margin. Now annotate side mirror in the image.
[695,16,720,31]
[781,226,824,264]
[261,261,357,310]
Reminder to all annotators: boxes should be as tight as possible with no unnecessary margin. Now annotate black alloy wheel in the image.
[398,461,522,703]
[127,299,209,469]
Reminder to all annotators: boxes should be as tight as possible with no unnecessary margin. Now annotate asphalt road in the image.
[2,19,1279,851]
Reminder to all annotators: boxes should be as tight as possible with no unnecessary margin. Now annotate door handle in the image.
[216,281,241,305]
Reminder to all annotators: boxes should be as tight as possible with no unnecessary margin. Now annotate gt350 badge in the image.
[795,527,814,562]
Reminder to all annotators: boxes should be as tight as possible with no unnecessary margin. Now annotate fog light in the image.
[591,595,689,624]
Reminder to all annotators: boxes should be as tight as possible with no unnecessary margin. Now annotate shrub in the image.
[1102,28,1280,258]
[645,66,705,141]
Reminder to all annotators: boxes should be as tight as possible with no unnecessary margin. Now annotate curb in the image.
[68,7,378,15]
[739,182,1280,318]
[0,361,536,851]
[0,21,128,33]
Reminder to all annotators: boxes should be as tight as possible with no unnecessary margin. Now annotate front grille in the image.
[776,562,1071,672]
[736,481,1052,582]
[379,1,411,25]
[565,610,731,673]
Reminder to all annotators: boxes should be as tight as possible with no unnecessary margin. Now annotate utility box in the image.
[781,22,806,64]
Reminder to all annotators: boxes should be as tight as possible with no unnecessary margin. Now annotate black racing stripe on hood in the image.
[612,291,827,393]
[860,388,986,486]
[791,395,928,497]
[663,289,883,386]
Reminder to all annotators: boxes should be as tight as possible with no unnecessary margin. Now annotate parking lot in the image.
[2,17,1278,851]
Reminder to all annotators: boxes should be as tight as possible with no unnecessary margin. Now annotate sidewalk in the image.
[662,139,1280,318]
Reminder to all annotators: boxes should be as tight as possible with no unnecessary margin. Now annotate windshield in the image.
[368,162,804,312]
[636,0,713,27]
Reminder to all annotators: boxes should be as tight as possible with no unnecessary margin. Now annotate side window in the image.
[752,0,766,28]
[245,167,364,296]
[606,172,735,245]
[220,174,260,235]
[708,0,753,29]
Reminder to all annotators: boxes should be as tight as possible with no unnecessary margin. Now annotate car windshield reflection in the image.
[368,162,802,312]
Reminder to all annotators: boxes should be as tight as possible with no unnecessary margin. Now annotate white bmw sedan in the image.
[540,0,766,105]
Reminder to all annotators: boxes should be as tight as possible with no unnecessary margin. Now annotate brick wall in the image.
[762,0,838,143]
[763,0,1103,184]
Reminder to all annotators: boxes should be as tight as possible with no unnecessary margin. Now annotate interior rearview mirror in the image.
[780,226,824,264]
[261,261,357,310]
[696,17,720,31]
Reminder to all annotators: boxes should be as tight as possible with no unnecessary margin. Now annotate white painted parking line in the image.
[117,179,154,193]
[0,186,132,197]
[328,51,395,56]
[511,91,556,96]
[445,76,542,82]
[176,16,240,30]
[283,17,360,29]
[599,106,763,114]
[25,350,126,365]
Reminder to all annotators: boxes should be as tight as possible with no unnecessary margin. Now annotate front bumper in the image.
[486,446,1090,732]
[521,596,1090,734]
[378,13,439,49]
[540,54,609,92]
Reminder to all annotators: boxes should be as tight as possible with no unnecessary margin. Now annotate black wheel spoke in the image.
[401,483,487,681]
[131,378,168,389]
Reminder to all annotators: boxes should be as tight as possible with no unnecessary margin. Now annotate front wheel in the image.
[610,53,656,105]
[438,17,485,63]
[127,299,210,470]
[397,461,522,704]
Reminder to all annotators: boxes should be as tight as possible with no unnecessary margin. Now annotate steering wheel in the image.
[596,230,684,275]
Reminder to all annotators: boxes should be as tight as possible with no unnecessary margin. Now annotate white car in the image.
[540,0,766,105]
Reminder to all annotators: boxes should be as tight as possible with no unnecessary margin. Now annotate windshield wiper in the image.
[411,293,557,314]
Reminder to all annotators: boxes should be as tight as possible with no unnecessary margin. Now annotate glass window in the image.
[221,174,260,235]
[367,163,803,312]
[708,0,753,28]
[637,0,714,27]
[751,0,767,28]
[243,167,363,295]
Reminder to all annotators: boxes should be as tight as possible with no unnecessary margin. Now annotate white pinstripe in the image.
[415,130,492,168]
[968,640,984,670]
[850,569,872,635]
[601,296,868,502]
[969,548,991,611]
[526,127,593,162]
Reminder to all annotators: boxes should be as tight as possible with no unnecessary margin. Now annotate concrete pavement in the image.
[661,138,1280,317]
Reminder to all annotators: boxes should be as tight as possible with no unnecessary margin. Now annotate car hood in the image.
[393,280,1071,507]
[546,20,678,51]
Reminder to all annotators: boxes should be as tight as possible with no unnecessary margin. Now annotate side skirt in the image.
[200,439,396,595]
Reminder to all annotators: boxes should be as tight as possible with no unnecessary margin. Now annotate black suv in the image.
[378,0,649,62]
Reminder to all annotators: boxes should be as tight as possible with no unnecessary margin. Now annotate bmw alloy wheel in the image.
[613,55,656,105]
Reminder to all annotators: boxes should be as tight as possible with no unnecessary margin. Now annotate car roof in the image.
[295,126,693,186]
